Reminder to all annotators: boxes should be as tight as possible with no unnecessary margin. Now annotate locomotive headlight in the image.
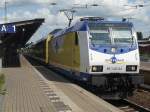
[92,66,97,71]
[92,66,103,72]
[126,65,137,71]
[111,48,116,53]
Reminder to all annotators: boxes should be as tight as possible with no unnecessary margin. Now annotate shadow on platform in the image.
[2,48,21,68]
[25,56,71,83]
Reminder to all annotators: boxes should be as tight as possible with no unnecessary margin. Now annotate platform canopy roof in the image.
[0,18,44,49]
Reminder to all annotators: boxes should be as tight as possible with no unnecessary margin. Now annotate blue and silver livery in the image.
[32,17,144,99]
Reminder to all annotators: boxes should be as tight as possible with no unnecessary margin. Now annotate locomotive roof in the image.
[34,38,46,45]
[49,29,62,35]
[51,19,133,38]
[34,29,63,45]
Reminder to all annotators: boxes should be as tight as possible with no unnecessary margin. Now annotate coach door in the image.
[73,32,80,72]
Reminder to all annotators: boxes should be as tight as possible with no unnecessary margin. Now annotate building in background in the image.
[137,32,150,61]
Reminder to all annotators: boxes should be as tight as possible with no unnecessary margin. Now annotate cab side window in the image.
[75,32,78,46]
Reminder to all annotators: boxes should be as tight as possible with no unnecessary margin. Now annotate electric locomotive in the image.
[29,17,144,99]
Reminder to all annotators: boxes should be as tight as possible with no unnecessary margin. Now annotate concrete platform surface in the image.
[1,55,123,112]
[1,57,56,112]
[27,56,123,112]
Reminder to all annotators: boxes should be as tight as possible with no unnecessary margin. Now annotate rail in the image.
[108,99,150,112]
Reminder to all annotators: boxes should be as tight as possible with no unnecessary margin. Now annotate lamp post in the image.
[0,35,2,69]
[4,0,8,23]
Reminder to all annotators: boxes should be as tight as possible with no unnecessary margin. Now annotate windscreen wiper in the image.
[131,36,134,48]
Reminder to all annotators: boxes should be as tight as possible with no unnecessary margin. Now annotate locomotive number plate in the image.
[106,66,123,71]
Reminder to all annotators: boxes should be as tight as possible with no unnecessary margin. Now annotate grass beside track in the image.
[0,73,5,95]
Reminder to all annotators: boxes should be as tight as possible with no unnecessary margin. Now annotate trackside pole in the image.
[0,58,2,71]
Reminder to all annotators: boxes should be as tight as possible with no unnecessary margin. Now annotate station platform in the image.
[1,56,56,112]
[0,55,123,112]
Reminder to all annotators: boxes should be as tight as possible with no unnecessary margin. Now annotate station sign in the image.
[0,24,16,33]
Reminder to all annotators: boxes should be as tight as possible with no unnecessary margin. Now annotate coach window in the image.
[75,32,78,46]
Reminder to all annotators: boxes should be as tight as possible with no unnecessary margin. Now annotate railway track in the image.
[140,68,150,85]
[139,84,150,92]
[108,99,150,112]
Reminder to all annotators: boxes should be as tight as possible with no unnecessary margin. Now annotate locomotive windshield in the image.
[90,27,111,45]
[112,27,133,44]
[88,23,135,45]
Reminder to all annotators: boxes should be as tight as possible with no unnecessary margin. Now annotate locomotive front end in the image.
[85,20,144,98]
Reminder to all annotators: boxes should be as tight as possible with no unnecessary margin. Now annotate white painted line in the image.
[58,110,65,112]
[23,56,83,112]
[48,96,58,98]
[50,99,60,102]
[65,110,72,112]
[58,110,72,112]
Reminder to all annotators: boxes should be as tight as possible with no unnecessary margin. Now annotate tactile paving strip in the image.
[38,79,72,112]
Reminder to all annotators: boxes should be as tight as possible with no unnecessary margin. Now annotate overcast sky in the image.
[0,0,150,42]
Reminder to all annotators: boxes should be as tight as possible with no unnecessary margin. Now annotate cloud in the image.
[0,0,150,42]
[10,8,67,42]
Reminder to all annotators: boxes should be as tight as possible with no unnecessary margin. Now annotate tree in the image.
[136,32,143,40]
